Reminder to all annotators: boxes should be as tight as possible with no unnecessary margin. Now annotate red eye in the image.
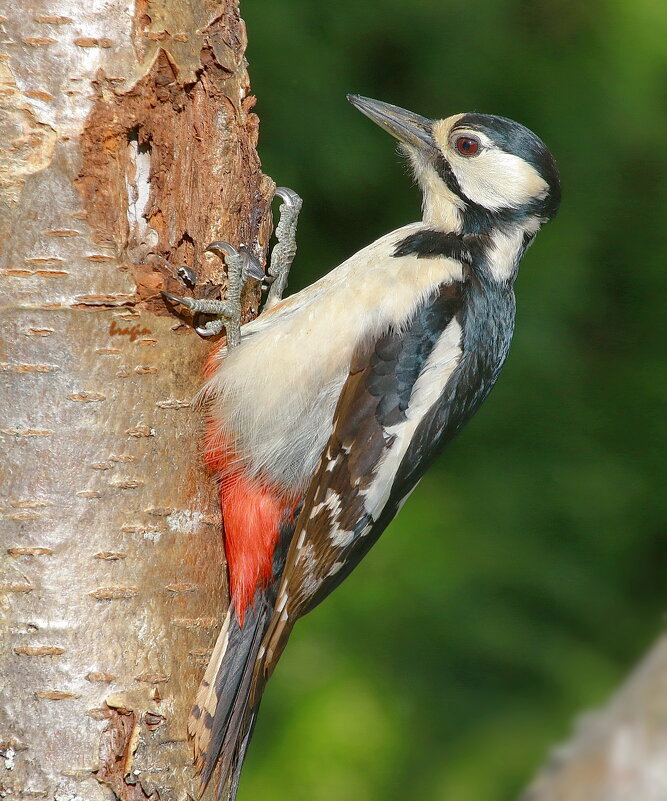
[456,136,480,156]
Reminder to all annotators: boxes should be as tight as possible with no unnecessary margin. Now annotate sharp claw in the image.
[194,322,220,338]
[238,246,265,281]
[206,240,238,259]
[161,290,195,309]
[274,186,301,207]
[207,240,264,280]
[244,262,266,281]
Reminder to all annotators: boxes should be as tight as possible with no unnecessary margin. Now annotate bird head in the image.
[348,94,560,236]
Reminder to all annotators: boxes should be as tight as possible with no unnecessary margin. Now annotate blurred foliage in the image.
[238,0,667,798]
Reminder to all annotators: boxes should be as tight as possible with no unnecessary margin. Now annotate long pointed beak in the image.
[347,94,437,154]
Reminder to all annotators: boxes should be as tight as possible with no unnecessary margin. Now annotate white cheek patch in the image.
[451,150,548,211]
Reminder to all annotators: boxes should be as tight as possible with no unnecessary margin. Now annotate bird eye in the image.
[455,136,480,156]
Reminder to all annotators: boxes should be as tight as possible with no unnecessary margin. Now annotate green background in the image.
[239,1,666,798]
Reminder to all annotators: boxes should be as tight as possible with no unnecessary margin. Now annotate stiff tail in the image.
[188,601,272,800]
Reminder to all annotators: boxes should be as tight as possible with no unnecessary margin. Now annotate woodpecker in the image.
[166,95,560,800]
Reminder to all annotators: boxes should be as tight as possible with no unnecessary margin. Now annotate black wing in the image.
[253,281,471,682]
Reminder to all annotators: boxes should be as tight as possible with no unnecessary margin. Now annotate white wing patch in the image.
[362,317,463,518]
[329,527,356,548]
[310,488,344,520]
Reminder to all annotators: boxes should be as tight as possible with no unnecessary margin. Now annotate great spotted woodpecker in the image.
[164,95,560,799]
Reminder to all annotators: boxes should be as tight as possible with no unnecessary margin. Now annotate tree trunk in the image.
[0,2,272,799]
[522,633,667,801]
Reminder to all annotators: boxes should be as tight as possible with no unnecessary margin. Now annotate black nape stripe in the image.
[393,229,490,265]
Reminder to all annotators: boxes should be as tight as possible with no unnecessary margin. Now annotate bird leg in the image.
[161,186,302,344]
[162,242,255,346]
[265,187,303,309]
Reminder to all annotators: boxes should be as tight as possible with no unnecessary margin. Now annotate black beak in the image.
[347,94,436,154]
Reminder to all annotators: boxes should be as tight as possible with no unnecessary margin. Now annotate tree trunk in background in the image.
[0,2,272,799]
[522,635,667,801]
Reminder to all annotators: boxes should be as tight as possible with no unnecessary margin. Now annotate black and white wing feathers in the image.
[254,281,469,683]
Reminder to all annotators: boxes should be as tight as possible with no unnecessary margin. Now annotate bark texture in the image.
[522,633,667,801]
[0,2,273,800]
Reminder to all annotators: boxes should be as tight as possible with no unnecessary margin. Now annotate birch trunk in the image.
[522,633,667,801]
[0,2,272,799]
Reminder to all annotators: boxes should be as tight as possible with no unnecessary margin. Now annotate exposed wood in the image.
[0,2,273,799]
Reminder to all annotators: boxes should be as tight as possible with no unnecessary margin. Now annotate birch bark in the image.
[0,2,271,799]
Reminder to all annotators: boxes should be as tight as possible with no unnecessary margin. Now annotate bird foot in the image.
[161,186,302,343]
[265,187,303,309]
[163,241,256,345]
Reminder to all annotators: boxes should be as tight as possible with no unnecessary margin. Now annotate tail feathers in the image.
[216,707,259,801]
[189,608,233,776]
[188,601,271,799]
[247,604,295,712]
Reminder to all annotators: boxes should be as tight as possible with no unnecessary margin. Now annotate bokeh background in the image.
[239,1,667,799]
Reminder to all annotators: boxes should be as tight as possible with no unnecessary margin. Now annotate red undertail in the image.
[204,419,295,625]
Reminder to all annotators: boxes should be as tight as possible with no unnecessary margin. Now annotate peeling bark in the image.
[0,2,272,800]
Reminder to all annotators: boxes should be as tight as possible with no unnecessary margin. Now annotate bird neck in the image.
[420,196,540,285]
[423,205,539,285]
[421,186,465,233]
[480,226,531,284]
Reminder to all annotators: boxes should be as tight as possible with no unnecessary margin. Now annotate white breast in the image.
[204,223,463,492]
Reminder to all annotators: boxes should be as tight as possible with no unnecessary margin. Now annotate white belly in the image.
[203,223,463,491]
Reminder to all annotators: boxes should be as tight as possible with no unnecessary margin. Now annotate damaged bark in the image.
[0,2,273,800]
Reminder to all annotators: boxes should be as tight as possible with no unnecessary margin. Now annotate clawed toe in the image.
[161,290,195,309]
[206,240,238,260]
[275,186,301,208]
[238,246,266,281]
[162,243,245,345]
[164,186,302,342]
[266,186,303,309]
[207,241,265,283]
[194,316,226,338]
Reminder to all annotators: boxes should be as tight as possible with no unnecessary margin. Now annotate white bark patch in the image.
[27,617,70,631]
[1,747,15,770]
[125,131,157,247]
[54,792,86,801]
[167,509,206,535]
